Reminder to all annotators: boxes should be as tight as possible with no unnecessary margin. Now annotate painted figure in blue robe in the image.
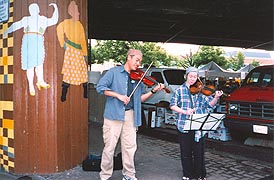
[4,3,59,96]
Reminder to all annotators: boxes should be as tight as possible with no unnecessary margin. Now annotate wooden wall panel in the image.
[55,0,88,171]
[57,0,88,172]
[8,0,89,173]
[0,0,15,173]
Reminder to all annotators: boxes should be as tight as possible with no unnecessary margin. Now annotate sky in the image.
[157,42,274,59]
[90,39,274,59]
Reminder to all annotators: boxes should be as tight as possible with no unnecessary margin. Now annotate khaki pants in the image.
[100,110,137,179]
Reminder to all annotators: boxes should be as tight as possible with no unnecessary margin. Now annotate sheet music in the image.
[184,113,225,131]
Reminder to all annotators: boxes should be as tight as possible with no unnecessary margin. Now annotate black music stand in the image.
[184,113,225,131]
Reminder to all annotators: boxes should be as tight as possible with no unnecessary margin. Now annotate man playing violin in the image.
[96,49,165,180]
[170,66,223,180]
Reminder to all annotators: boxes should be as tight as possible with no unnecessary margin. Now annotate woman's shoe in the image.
[36,82,50,90]
[182,177,190,180]
[30,91,35,96]
[29,86,35,96]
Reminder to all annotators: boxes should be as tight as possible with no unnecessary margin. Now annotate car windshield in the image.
[163,69,185,85]
[242,67,274,87]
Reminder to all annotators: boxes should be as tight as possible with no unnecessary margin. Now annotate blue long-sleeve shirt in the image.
[96,65,144,127]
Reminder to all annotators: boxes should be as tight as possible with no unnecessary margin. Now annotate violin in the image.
[190,81,228,96]
[130,69,170,93]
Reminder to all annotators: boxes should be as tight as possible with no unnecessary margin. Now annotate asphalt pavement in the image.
[0,122,273,180]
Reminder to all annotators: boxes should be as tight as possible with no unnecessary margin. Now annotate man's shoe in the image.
[122,175,137,180]
[197,178,206,180]
[100,178,109,180]
[182,177,190,180]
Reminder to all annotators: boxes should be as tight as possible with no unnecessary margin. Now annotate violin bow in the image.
[129,62,154,99]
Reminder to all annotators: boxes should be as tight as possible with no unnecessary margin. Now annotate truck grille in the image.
[228,102,274,120]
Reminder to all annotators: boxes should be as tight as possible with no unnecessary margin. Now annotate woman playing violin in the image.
[96,49,165,180]
[169,66,223,180]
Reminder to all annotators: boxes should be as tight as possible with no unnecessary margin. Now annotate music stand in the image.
[184,113,225,131]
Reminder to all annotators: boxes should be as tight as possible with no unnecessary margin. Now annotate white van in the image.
[140,67,186,109]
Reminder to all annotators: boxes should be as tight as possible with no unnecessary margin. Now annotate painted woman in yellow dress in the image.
[56,1,88,102]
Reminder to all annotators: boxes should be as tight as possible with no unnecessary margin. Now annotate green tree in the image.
[251,60,260,67]
[87,40,96,69]
[179,49,196,68]
[137,42,178,67]
[226,52,245,71]
[92,40,179,67]
[93,40,138,64]
[191,46,227,68]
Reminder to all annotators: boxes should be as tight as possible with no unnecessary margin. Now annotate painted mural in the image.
[0,0,14,173]
[56,0,88,102]
[3,3,59,96]
[0,0,88,173]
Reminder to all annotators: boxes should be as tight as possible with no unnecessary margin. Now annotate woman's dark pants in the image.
[178,131,206,179]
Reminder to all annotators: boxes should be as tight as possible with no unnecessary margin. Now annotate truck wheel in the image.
[229,130,248,142]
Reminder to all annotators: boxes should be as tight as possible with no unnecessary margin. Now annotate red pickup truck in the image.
[224,65,274,140]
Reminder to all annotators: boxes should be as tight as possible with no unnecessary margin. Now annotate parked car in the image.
[224,65,274,140]
[140,67,186,109]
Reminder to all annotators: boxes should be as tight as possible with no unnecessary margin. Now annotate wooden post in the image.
[0,0,88,173]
